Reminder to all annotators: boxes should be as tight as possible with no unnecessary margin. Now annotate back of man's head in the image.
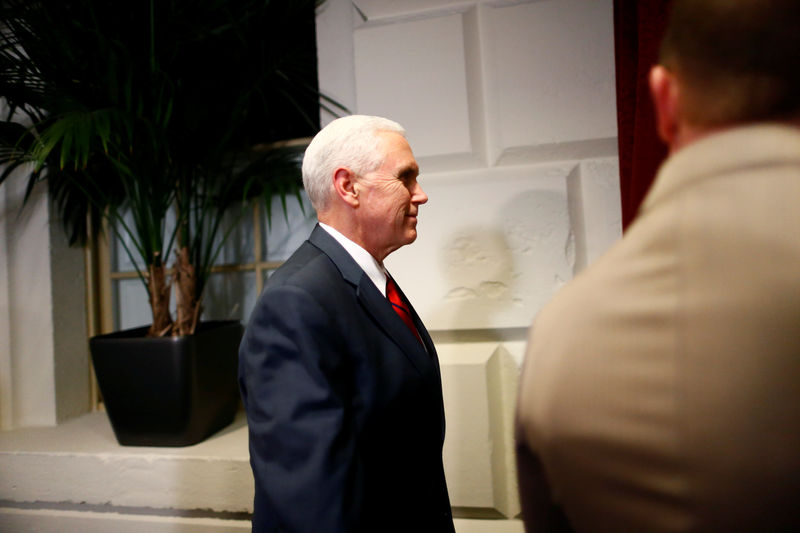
[660,0,800,128]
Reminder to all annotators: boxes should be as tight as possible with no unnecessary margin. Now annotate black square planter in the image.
[90,320,243,447]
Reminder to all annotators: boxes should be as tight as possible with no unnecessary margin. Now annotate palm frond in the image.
[1,0,339,334]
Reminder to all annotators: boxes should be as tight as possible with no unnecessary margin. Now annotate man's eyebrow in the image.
[398,164,419,178]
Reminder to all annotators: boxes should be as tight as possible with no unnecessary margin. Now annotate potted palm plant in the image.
[0,0,343,445]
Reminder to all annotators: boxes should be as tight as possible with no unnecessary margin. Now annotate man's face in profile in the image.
[355,131,428,260]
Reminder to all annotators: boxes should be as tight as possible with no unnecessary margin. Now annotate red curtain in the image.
[613,0,672,230]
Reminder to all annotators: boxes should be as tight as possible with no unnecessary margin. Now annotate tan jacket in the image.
[516,124,800,532]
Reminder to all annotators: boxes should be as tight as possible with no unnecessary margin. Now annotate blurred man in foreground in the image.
[516,1,800,531]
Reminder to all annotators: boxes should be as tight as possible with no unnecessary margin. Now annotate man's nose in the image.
[412,181,428,204]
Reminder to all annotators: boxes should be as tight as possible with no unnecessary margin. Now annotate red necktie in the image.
[386,277,423,344]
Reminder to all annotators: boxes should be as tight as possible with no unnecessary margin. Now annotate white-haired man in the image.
[240,115,454,533]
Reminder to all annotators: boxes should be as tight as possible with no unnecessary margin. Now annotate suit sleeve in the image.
[240,284,358,533]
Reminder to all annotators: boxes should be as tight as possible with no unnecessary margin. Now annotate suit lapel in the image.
[356,276,434,375]
[308,225,433,375]
[391,276,446,440]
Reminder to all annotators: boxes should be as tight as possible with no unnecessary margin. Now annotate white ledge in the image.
[0,411,253,513]
[0,411,525,532]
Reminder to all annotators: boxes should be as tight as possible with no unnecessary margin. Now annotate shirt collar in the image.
[318,222,388,297]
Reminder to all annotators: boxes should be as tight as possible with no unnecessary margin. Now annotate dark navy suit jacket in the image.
[239,225,455,533]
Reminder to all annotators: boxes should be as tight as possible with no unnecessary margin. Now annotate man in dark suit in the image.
[239,115,455,533]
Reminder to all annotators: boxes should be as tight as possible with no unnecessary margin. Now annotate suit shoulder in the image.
[263,241,353,304]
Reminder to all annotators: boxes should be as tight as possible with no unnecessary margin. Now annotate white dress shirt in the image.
[318,222,388,296]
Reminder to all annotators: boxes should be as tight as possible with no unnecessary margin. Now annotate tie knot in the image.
[386,278,409,312]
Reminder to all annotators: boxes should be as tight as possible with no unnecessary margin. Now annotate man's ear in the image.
[333,167,360,207]
[649,64,681,148]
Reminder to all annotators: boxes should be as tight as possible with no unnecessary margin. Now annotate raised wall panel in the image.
[316,0,358,126]
[579,157,622,266]
[439,343,520,517]
[354,14,474,160]
[352,0,541,22]
[483,0,617,162]
[387,164,577,331]
[440,345,494,508]
[353,0,475,21]
[485,344,522,517]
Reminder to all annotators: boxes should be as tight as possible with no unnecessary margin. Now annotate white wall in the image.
[317,0,621,522]
[0,166,90,430]
[0,1,621,529]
